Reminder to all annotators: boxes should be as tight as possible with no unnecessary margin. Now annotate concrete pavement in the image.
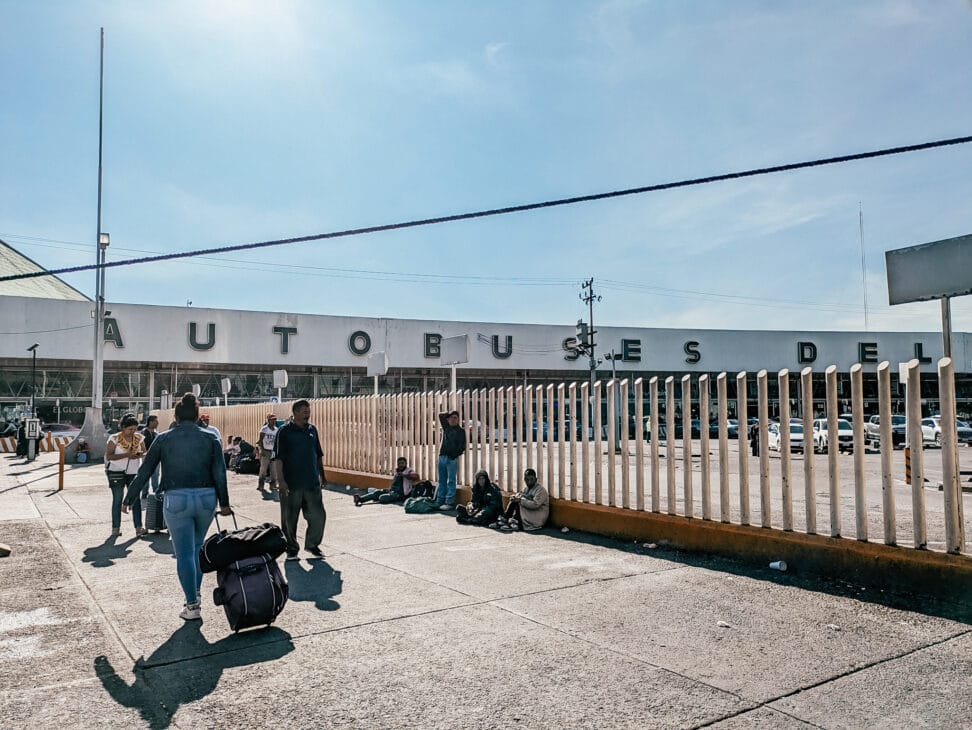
[0,452,969,729]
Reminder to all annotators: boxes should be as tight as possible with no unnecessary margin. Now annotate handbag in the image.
[106,470,128,489]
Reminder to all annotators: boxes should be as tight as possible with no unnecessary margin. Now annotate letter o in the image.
[348,330,372,355]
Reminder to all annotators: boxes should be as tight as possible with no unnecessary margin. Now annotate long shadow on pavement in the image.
[284,558,343,611]
[144,531,174,556]
[96,622,294,729]
[82,536,138,568]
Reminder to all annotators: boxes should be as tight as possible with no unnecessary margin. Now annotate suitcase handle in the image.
[214,511,238,532]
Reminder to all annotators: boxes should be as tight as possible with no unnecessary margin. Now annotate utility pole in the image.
[578,278,601,391]
[577,278,602,438]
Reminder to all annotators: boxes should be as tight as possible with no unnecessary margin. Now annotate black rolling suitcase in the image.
[213,554,289,631]
[201,515,288,632]
[144,492,166,532]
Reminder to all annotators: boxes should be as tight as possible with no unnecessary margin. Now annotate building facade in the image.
[1,295,969,425]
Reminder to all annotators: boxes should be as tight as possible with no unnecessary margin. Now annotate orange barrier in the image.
[0,435,72,453]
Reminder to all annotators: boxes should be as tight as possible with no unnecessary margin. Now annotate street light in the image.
[27,343,39,417]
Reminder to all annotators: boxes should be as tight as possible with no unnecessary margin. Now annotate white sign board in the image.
[272,369,289,388]
[367,351,389,376]
[25,418,41,439]
[886,233,972,305]
[220,377,232,394]
[440,335,469,366]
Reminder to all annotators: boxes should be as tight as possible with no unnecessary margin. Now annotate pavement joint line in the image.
[692,627,972,729]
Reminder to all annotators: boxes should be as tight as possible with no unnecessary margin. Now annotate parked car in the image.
[812,418,853,453]
[43,423,81,439]
[921,417,972,447]
[767,422,805,453]
[864,414,906,449]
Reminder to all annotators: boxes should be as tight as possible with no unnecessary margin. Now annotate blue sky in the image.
[2,0,971,332]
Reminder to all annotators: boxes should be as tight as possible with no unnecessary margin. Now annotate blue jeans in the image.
[110,474,142,530]
[163,488,217,605]
[436,455,458,505]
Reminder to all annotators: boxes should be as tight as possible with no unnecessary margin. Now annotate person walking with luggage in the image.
[256,412,279,494]
[435,410,466,511]
[494,468,549,532]
[139,415,160,497]
[106,414,146,538]
[273,400,327,561]
[122,393,232,621]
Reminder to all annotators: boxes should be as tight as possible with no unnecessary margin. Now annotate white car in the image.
[812,418,854,453]
[767,422,805,452]
[921,417,972,447]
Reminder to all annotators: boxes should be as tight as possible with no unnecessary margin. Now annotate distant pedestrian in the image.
[495,468,549,532]
[106,415,146,538]
[123,393,232,621]
[750,423,759,457]
[139,415,160,496]
[273,400,327,561]
[199,413,221,442]
[435,410,466,511]
[256,412,279,493]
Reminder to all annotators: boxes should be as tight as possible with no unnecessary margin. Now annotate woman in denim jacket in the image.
[123,394,232,621]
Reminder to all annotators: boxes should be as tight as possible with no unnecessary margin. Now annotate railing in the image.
[157,357,968,556]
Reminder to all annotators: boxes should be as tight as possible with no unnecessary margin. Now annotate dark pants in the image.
[457,505,500,526]
[110,473,142,530]
[359,488,404,505]
[501,501,522,522]
[281,487,326,554]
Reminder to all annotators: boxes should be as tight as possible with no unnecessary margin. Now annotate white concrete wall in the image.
[1,295,967,373]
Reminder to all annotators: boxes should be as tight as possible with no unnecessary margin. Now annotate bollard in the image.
[904,446,911,485]
[58,444,65,491]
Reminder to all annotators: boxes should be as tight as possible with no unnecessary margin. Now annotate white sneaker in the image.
[438,503,454,511]
[179,602,201,621]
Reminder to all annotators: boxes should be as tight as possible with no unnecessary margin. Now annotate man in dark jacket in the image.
[456,470,503,526]
[435,410,466,511]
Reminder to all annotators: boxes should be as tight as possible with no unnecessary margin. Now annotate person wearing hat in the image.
[435,409,466,510]
[256,412,279,493]
[198,413,221,442]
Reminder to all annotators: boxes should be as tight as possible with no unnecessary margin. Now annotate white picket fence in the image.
[165,357,968,556]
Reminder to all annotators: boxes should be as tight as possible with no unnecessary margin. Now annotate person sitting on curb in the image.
[354,457,419,506]
[492,467,549,532]
[456,469,503,527]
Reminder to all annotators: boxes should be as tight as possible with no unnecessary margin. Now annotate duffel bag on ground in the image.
[234,456,260,475]
[409,480,436,499]
[213,554,288,632]
[199,518,287,573]
[404,496,439,514]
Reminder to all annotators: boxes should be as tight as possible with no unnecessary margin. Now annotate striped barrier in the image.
[0,434,73,453]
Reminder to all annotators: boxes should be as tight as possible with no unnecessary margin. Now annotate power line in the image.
[2,133,970,285]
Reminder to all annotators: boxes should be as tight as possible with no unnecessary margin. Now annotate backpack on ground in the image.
[404,496,439,514]
[234,456,260,475]
[213,554,288,632]
[199,519,287,573]
[409,480,436,499]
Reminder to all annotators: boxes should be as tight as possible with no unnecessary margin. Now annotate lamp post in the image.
[27,343,39,417]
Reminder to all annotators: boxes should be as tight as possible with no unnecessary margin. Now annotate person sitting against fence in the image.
[223,435,240,468]
[492,467,549,532]
[354,457,420,506]
[75,437,90,464]
[456,469,503,526]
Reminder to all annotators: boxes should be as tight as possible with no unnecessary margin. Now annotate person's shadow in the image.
[82,536,137,568]
[95,622,294,729]
[284,559,343,611]
[144,532,174,557]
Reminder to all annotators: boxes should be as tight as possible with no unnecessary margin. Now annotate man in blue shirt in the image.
[273,400,326,561]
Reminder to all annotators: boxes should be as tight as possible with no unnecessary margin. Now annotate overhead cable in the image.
[2,133,970,284]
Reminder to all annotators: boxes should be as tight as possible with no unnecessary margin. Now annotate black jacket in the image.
[438,413,466,459]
